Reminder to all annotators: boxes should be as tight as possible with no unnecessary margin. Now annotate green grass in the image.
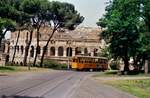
[93,70,150,77]
[0,66,16,73]
[105,79,150,98]
[94,70,150,98]
[0,66,50,73]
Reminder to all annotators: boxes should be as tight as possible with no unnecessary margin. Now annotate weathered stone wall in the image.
[9,27,105,64]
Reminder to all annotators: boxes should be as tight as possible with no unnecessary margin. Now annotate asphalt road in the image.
[0,71,136,98]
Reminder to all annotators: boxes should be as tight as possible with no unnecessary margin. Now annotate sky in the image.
[51,0,107,27]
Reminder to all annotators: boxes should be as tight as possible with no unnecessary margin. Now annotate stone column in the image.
[90,48,94,56]
[33,48,36,58]
[28,47,31,58]
[81,48,84,55]
[72,48,75,56]
[10,46,13,61]
[47,47,50,56]
[91,51,94,57]
[40,47,43,57]
[63,47,67,57]
[55,47,58,57]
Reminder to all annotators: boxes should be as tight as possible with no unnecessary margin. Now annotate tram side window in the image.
[85,59,88,63]
[101,60,104,63]
[100,60,103,63]
[86,59,88,63]
[98,59,101,63]
[80,59,82,63]
[73,59,75,62]
[79,59,81,63]
[85,60,87,63]
[81,59,84,63]
[93,59,95,63]
[95,59,98,63]
[89,59,92,63]
[75,59,79,62]
[104,60,107,64]
[82,59,85,63]
[103,60,105,64]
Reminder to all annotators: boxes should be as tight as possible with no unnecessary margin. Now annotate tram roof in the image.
[73,55,108,60]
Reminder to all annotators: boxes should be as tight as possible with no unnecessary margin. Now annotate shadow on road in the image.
[1,95,43,98]
[0,74,8,76]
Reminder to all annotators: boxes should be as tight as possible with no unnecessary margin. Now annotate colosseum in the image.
[9,27,105,64]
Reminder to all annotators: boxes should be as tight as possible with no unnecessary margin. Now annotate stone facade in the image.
[0,39,10,66]
[9,27,106,64]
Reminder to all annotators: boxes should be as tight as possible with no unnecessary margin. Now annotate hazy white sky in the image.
[51,0,107,27]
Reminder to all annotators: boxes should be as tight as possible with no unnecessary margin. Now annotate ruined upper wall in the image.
[11,27,102,41]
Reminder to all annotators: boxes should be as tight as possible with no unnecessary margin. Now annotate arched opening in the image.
[7,45,10,53]
[17,45,19,53]
[37,46,41,54]
[94,48,98,56]
[30,46,34,57]
[5,55,9,63]
[1,44,5,53]
[84,48,88,56]
[21,45,24,54]
[12,46,14,51]
[43,46,48,56]
[66,47,72,57]
[75,47,82,55]
[50,47,55,56]
[20,62,23,66]
[58,47,64,56]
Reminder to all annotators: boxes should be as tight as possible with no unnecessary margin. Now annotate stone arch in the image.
[58,46,64,56]
[5,55,9,63]
[66,47,72,57]
[30,45,34,57]
[20,62,23,66]
[17,45,19,52]
[50,47,55,56]
[84,48,88,56]
[94,48,98,56]
[12,46,14,51]
[21,45,24,54]
[43,46,48,56]
[37,46,41,54]
[2,44,5,53]
[75,47,82,55]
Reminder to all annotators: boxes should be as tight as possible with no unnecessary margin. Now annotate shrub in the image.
[37,60,67,70]
[110,61,119,70]
[5,62,20,66]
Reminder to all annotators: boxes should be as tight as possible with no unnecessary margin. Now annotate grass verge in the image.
[94,70,150,98]
[0,66,50,74]
[103,79,150,98]
[93,70,150,77]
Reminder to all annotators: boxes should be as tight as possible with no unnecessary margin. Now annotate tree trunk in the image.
[12,30,21,63]
[33,28,40,67]
[40,28,57,67]
[23,30,33,67]
[123,57,129,74]
[144,60,148,75]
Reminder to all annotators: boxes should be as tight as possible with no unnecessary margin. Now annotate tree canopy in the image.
[97,0,150,73]
[40,1,84,66]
